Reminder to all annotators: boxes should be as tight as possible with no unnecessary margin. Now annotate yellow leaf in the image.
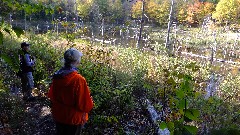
[231,67,239,75]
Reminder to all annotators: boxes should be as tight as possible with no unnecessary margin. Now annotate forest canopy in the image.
[0,0,240,27]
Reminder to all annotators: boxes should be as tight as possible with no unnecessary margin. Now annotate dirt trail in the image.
[1,93,55,135]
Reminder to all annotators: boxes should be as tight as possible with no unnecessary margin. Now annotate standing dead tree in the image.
[165,0,174,54]
[136,0,145,48]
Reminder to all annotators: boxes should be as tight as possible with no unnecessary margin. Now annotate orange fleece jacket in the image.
[48,71,93,125]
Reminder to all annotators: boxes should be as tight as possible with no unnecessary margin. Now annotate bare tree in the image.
[165,0,174,53]
[74,0,78,24]
[136,0,145,48]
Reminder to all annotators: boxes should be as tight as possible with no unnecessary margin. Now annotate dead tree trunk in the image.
[136,0,145,48]
[102,18,104,44]
[165,0,174,52]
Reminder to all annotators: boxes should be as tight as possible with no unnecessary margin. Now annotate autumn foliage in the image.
[212,0,240,25]
[131,0,170,26]
[131,0,142,19]
[186,1,215,27]
[131,0,217,27]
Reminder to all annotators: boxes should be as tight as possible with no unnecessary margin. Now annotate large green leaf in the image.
[185,109,200,121]
[184,125,198,135]
[178,99,188,110]
[49,8,55,14]
[176,90,184,99]
[179,82,188,92]
[12,27,24,38]
[45,8,50,15]
[160,122,167,130]
[167,121,174,131]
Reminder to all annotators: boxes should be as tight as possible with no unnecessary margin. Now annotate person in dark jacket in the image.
[48,48,93,135]
[19,42,35,101]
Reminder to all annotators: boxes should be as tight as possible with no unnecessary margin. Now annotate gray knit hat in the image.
[64,48,83,65]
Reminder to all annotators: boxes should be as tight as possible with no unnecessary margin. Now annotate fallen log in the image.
[180,51,240,65]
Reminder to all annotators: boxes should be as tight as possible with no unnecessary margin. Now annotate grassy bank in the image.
[0,28,239,134]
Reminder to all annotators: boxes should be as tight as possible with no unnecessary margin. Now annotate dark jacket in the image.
[19,50,35,73]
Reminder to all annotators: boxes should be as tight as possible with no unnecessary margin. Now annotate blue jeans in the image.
[21,72,34,98]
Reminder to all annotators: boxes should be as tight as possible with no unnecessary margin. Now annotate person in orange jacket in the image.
[48,48,94,135]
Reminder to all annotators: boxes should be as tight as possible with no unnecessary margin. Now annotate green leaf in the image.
[208,97,214,103]
[179,82,187,91]
[50,9,55,14]
[180,77,193,93]
[12,27,24,38]
[184,115,192,122]
[194,92,201,98]
[167,122,174,131]
[144,83,152,89]
[14,2,21,9]
[45,9,50,15]
[185,109,200,121]
[31,7,37,13]
[179,109,184,115]
[184,125,198,135]
[7,2,13,8]
[184,74,192,81]
[176,90,184,99]
[25,4,32,15]
[160,122,167,130]
[177,73,184,79]
[178,99,188,110]
[0,32,3,44]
